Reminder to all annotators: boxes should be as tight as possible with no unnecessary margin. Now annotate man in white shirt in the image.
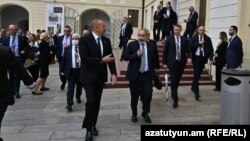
[61,34,82,112]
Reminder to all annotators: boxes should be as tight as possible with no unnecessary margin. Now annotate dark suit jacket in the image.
[153,10,162,23]
[61,46,79,79]
[0,45,33,106]
[56,35,72,61]
[160,7,178,25]
[215,41,228,67]
[226,36,243,68]
[119,22,133,39]
[148,39,160,69]
[187,11,198,27]
[2,35,28,61]
[163,36,191,68]
[189,33,214,63]
[79,33,117,83]
[124,40,157,82]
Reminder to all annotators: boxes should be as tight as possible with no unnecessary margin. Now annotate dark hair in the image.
[36,29,41,33]
[174,24,182,29]
[230,25,238,33]
[65,25,71,29]
[220,31,227,42]
[167,1,171,6]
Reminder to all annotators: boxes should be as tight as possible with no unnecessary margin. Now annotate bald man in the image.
[79,19,117,141]
[2,24,29,99]
[82,29,90,36]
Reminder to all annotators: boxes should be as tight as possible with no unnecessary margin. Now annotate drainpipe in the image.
[142,0,145,28]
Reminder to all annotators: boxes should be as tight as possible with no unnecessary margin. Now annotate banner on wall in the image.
[46,3,64,35]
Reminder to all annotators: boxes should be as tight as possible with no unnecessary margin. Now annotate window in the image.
[128,9,139,27]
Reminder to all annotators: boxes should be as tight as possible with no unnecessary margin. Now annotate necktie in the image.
[176,36,181,61]
[75,46,80,68]
[140,43,146,73]
[200,36,204,57]
[97,37,102,56]
[64,36,68,48]
[12,36,16,54]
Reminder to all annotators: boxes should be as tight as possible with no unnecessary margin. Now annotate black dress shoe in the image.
[85,131,93,141]
[195,94,201,101]
[131,115,138,123]
[144,114,152,123]
[65,105,72,112]
[173,101,178,109]
[32,91,43,95]
[40,87,50,91]
[0,137,3,141]
[92,126,98,136]
[191,88,198,95]
[76,98,82,104]
[60,83,66,90]
[213,88,220,91]
[15,94,21,99]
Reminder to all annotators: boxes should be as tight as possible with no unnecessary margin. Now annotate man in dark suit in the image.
[161,2,178,40]
[226,25,243,69]
[153,5,162,41]
[0,45,35,141]
[61,34,82,112]
[79,19,117,141]
[124,29,159,124]
[119,17,133,61]
[183,6,198,39]
[2,24,29,99]
[55,26,72,90]
[163,24,192,108]
[190,25,214,100]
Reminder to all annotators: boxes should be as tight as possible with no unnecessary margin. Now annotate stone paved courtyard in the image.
[1,64,220,141]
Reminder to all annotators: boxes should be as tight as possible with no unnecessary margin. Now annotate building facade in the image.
[0,0,143,47]
[144,0,250,72]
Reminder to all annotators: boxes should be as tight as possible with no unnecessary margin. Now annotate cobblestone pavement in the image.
[1,64,220,141]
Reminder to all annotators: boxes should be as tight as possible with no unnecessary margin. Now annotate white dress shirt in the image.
[71,45,81,68]
[195,35,205,56]
[175,36,181,60]
[140,42,148,72]
[92,32,104,56]
[62,35,71,56]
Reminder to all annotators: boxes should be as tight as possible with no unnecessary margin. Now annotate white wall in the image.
[207,0,239,48]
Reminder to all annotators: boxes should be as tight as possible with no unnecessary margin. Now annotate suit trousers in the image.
[215,65,223,91]
[59,59,67,85]
[183,24,196,39]
[0,105,7,130]
[153,22,161,41]
[129,72,153,116]
[192,56,206,94]
[66,68,82,106]
[9,57,22,96]
[82,76,104,131]
[120,37,129,60]
[169,60,185,102]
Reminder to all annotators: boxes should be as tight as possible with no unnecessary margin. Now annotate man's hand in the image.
[187,58,192,65]
[208,60,213,65]
[20,50,25,55]
[102,54,114,63]
[137,49,143,57]
[111,74,117,85]
[162,64,168,70]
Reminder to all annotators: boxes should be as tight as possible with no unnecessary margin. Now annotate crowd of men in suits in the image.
[0,6,244,140]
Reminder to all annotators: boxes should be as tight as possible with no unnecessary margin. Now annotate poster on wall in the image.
[46,3,64,35]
